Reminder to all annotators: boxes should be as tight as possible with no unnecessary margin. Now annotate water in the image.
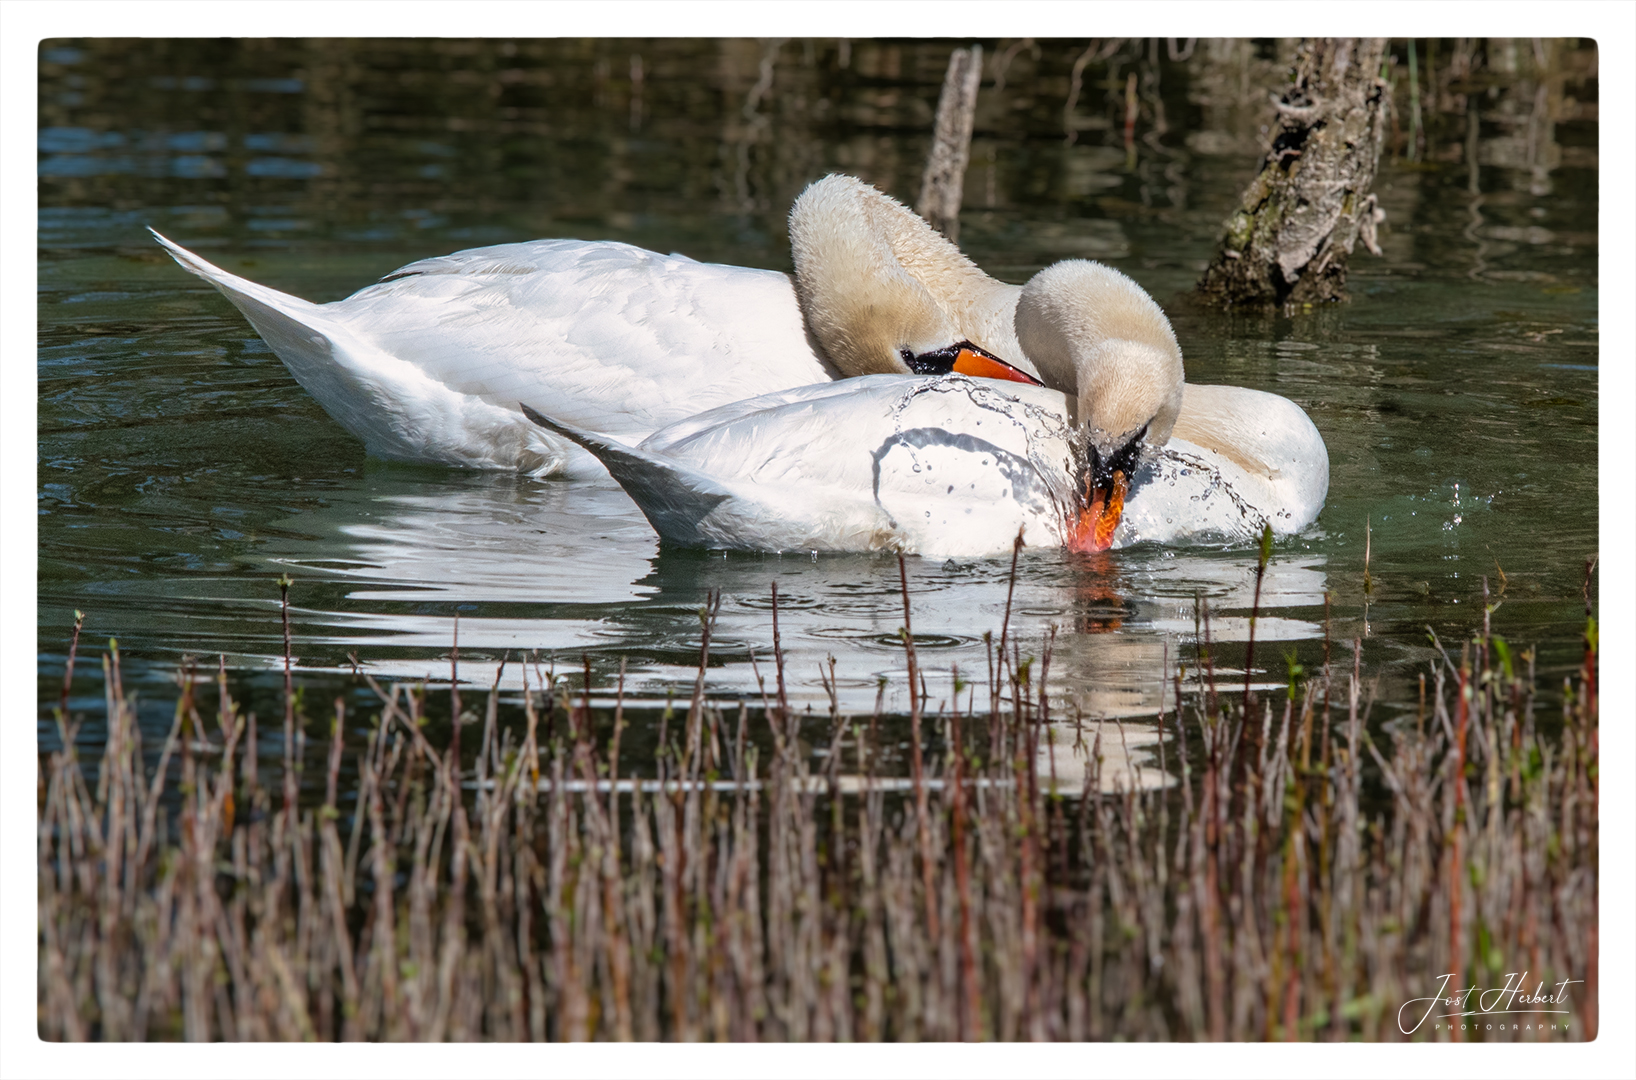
[38,39,1599,764]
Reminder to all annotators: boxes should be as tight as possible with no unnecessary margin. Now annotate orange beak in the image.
[1066,469,1128,553]
[948,345,1045,387]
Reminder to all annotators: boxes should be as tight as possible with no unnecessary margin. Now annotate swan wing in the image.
[332,239,837,436]
[1122,383,1329,543]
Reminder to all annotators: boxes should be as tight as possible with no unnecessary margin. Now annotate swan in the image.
[153,175,1328,549]
[150,175,1042,479]
[522,261,1330,555]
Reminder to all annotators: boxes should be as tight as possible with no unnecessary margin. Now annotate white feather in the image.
[535,375,1329,557]
[152,231,833,477]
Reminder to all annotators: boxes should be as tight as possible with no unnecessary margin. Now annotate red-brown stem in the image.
[609,658,626,826]
[58,610,84,721]
[1200,598,1220,728]
[1201,729,1226,1041]
[949,667,978,1040]
[996,530,1022,678]
[1449,659,1469,1041]
[771,580,788,718]
[581,653,594,746]
[898,553,940,944]
[217,654,236,832]
[517,659,536,794]
[1016,676,1041,1040]
[449,614,462,762]
[1244,542,1267,710]
[606,658,633,1041]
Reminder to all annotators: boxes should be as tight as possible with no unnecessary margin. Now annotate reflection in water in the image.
[250,472,1330,789]
[290,475,659,607]
[264,473,1328,703]
[1042,721,1169,795]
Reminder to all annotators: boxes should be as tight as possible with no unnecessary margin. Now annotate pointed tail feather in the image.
[519,404,731,545]
[150,228,325,322]
[149,228,343,366]
[149,228,430,458]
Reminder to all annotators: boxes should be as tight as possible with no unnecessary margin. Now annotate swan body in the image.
[153,173,1330,551]
[525,375,1328,557]
[152,233,836,478]
[150,175,1047,478]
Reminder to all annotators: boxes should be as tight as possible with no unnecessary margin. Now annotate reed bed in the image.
[37,558,1598,1041]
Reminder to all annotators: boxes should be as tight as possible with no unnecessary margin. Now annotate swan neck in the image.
[1013,260,1186,446]
[789,175,1018,375]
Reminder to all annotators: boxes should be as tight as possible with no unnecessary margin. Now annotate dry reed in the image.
[37,556,1598,1041]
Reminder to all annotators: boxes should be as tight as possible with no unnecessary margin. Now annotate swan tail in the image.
[520,404,731,545]
[147,226,388,429]
[149,228,343,363]
[152,228,542,469]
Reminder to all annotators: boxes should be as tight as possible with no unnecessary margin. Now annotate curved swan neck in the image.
[1014,260,1185,449]
[789,175,1021,376]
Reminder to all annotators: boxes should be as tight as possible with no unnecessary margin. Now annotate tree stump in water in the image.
[1197,38,1390,308]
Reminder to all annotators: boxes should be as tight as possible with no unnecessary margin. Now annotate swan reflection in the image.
[261,470,1329,790]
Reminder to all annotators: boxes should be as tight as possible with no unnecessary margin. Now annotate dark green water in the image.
[38,39,1598,771]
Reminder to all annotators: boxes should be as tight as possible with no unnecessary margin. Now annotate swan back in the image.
[1170,383,1330,517]
[536,374,1078,556]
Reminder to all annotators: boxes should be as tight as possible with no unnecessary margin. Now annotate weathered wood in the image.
[918,45,983,243]
[1197,38,1390,308]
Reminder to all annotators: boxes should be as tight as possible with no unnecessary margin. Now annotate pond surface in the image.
[38,39,1599,767]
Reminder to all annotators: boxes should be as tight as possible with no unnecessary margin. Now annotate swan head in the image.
[788,175,1041,385]
[1015,260,1185,552]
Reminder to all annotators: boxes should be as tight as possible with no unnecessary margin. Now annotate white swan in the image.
[523,261,1329,555]
[523,376,1326,557]
[153,175,1328,550]
[150,175,1042,479]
